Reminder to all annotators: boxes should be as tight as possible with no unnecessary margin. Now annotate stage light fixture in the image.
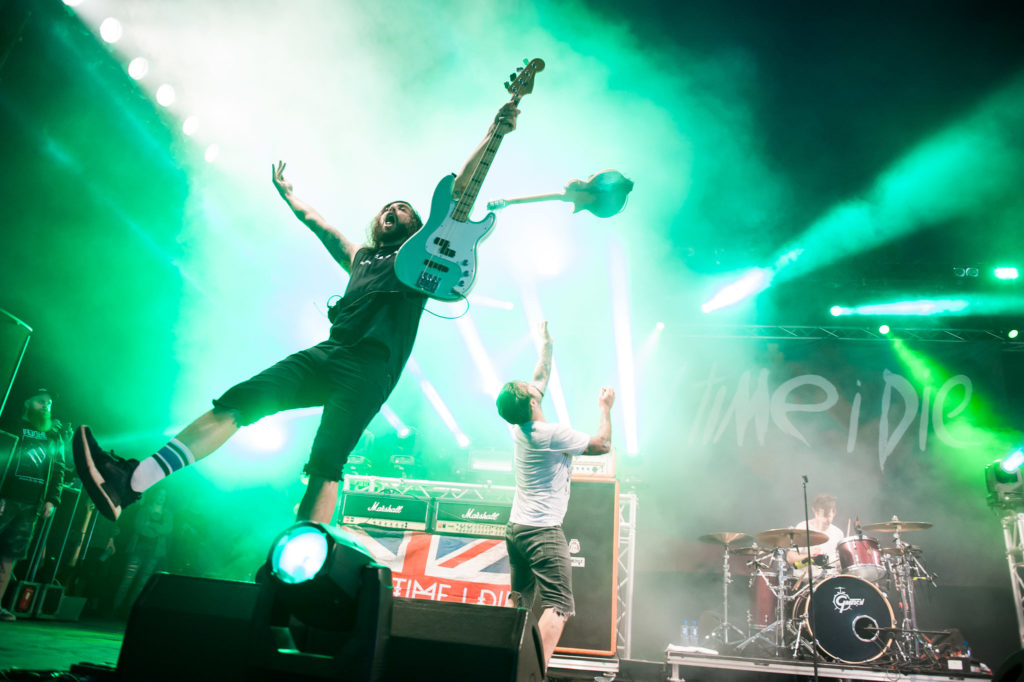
[182,115,200,136]
[155,84,175,107]
[1010,329,1019,339]
[986,449,1024,509]
[99,17,122,44]
[995,267,1020,280]
[252,521,393,679]
[952,266,980,278]
[879,324,890,335]
[830,305,843,317]
[127,57,148,80]
[265,521,382,630]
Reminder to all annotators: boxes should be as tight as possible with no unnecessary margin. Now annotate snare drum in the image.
[837,535,886,582]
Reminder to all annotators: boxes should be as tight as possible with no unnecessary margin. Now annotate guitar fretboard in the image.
[452,127,507,222]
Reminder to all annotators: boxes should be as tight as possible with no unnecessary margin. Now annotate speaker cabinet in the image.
[118,573,260,682]
[557,479,619,656]
[384,598,544,682]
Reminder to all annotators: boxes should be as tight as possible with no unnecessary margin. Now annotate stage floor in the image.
[0,618,124,673]
[0,619,995,682]
[667,647,992,681]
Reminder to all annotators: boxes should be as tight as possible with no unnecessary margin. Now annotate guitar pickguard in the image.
[395,174,497,301]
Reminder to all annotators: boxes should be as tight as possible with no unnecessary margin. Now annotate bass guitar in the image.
[395,58,544,301]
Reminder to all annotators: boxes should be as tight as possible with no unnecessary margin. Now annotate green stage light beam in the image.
[828,298,970,317]
[709,72,1024,300]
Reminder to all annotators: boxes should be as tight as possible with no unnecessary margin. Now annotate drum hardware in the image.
[697,532,753,647]
[735,528,826,656]
[862,516,936,662]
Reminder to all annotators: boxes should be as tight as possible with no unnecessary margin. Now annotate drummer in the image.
[786,494,844,576]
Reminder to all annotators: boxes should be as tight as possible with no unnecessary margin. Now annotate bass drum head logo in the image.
[568,538,581,553]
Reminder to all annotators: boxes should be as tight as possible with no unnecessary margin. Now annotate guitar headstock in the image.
[504,58,545,103]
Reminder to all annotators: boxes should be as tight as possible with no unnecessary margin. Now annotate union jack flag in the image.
[343,526,511,606]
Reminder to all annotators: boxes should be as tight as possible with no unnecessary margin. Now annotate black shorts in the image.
[213,339,396,481]
[505,523,575,617]
[0,500,41,561]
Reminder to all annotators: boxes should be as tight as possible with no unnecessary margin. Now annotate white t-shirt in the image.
[792,520,844,567]
[509,421,590,527]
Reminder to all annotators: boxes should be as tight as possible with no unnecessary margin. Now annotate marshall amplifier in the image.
[340,493,429,531]
[432,501,511,538]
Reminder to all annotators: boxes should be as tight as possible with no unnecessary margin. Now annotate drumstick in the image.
[847,518,851,535]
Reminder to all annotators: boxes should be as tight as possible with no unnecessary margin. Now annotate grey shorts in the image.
[505,523,575,618]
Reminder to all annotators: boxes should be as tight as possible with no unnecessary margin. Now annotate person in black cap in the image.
[0,388,71,621]
[73,102,519,527]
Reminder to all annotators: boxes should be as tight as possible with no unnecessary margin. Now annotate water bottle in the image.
[691,620,700,646]
[680,621,690,646]
[962,641,972,658]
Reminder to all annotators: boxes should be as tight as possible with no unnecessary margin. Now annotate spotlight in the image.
[127,57,148,80]
[830,305,842,317]
[1010,329,1019,339]
[182,115,200,136]
[879,324,890,335]
[251,521,393,679]
[995,267,1020,280]
[952,266,980,278]
[266,522,381,628]
[987,449,1024,509]
[204,143,220,163]
[155,84,176,107]
[99,17,122,44]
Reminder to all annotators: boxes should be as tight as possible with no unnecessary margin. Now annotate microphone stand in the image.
[801,475,820,681]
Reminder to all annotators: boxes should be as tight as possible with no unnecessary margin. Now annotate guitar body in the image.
[394,173,497,301]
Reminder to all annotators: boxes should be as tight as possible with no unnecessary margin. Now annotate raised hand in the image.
[272,160,293,198]
[538,320,552,347]
[493,101,519,134]
[598,386,615,409]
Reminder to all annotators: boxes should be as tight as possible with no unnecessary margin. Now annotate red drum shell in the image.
[749,573,779,628]
[837,535,886,582]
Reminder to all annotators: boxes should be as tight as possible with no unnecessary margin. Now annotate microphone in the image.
[801,475,808,483]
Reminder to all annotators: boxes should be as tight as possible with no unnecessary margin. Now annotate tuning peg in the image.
[523,58,529,65]
[503,81,510,89]
[509,72,517,81]
[516,67,523,73]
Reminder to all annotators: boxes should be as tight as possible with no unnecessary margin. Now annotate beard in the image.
[373,221,413,246]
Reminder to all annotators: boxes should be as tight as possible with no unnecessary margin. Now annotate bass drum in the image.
[793,575,894,663]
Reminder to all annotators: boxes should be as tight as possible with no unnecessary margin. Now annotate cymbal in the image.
[698,532,752,546]
[860,519,932,533]
[755,527,829,547]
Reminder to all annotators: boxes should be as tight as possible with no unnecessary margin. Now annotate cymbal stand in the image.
[889,530,936,661]
[736,548,790,655]
[706,543,747,647]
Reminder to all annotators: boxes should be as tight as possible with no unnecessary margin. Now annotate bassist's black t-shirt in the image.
[328,246,426,377]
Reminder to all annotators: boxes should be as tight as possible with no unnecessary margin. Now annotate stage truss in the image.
[672,324,1024,347]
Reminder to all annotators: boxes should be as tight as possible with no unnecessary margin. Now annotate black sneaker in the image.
[73,425,141,521]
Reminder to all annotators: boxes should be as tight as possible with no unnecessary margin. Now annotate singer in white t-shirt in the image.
[495,321,615,669]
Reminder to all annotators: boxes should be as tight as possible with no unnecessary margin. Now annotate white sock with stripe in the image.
[130,438,196,493]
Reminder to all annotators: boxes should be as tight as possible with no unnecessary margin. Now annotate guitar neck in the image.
[498,192,567,207]
[452,127,506,222]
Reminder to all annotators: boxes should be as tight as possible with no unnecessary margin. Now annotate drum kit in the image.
[697,516,940,666]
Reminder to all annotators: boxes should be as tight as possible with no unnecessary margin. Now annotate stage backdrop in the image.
[630,335,1020,591]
